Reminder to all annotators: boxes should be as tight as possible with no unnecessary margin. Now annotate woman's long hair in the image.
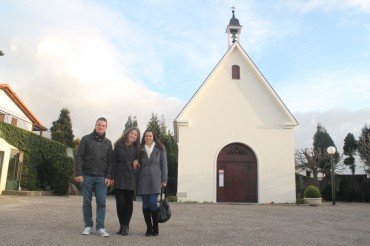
[141,129,165,151]
[115,127,141,152]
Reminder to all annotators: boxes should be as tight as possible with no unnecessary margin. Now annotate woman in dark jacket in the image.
[137,129,168,237]
[112,127,141,236]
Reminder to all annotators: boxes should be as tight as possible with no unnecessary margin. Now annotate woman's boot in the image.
[121,225,129,236]
[151,210,159,236]
[116,225,123,234]
[143,208,152,236]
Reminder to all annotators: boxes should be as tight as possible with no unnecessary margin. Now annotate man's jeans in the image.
[82,175,107,230]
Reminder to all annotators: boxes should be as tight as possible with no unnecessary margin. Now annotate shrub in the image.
[304,185,321,198]
[296,198,305,205]
[167,195,177,202]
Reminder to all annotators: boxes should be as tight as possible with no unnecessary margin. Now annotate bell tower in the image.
[226,6,242,47]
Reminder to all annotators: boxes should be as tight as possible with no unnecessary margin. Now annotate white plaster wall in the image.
[0,138,17,194]
[177,47,296,203]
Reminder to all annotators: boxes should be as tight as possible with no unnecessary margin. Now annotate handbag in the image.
[157,188,171,223]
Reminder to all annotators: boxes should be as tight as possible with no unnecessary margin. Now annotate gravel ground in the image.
[0,195,369,246]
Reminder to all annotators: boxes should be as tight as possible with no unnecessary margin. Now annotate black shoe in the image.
[116,225,123,234]
[121,225,129,236]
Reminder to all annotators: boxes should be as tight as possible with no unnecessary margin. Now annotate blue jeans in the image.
[141,194,159,211]
[82,175,107,230]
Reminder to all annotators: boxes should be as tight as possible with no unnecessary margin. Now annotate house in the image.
[0,84,47,193]
[174,10,298,203]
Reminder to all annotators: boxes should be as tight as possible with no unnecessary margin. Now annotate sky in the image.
[0,0,369,173]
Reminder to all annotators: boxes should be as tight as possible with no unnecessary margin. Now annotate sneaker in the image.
[96,228,109,237]
[82,227,92,235]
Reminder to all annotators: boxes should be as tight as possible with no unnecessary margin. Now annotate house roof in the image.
[174,41,298,139]
[0,84,47,131]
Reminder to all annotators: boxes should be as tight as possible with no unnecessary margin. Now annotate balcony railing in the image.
[0,110,51,139]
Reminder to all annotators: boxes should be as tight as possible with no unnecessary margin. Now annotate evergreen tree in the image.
[358,124,370,174]
[312,123,339,175]
[343,132,357,175]
[124,115,138,132]
[146,113,178,195]
[50,108,75,148]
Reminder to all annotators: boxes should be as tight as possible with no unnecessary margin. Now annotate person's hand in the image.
[161,183,167,188]
[74,176,83,184]
[105,178,111,187]
[133,160,140,169]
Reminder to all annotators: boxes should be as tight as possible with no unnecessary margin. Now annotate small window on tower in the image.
[232,65,240,79]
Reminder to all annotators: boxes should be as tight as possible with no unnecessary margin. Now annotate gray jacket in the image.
[75,132,113,179]
[137,144,168,195]
[112,143,139,191]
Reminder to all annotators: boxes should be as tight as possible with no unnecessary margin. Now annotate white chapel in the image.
[174,9,298,203]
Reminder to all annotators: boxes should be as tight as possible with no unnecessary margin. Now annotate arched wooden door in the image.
[217,143,258,203]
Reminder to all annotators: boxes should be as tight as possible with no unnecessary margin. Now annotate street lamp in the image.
[327,146,336,205]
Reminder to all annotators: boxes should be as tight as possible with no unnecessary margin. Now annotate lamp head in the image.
[327,146,336,155]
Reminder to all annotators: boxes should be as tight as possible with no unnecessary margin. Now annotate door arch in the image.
[217,143,258,202]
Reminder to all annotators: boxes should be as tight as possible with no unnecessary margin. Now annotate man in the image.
[75,117,113,237]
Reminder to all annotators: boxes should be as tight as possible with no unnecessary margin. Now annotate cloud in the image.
[285,0,370,13]
[0,0,185,141]
[277,68,370,113]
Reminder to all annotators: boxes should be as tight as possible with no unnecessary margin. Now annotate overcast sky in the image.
[1,0,369,173]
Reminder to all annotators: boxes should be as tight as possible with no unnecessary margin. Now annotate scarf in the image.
[93,129,105,141]
[145,143,155,158]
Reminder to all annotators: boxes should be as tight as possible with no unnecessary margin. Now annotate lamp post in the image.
[327,146,336,205]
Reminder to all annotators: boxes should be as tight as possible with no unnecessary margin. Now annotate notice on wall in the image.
[218,170,224,187]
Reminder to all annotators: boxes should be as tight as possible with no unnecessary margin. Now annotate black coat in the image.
[112,143,139,191]
[75,132,113,179]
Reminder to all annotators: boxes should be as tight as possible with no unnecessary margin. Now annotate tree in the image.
[295,148,326,184]
[312,123,339,176]
[343,132,357,175]
[50,108,75,148]
[146,113,178,195]
[358,124,370,174]
[124,115,138,132]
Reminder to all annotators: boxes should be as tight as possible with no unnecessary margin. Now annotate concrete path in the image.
[0,195,369,246]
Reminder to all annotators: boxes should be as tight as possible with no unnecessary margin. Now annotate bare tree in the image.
[295,148,344,184]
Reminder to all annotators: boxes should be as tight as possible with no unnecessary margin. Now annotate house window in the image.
[11,117,17,126]
[306,170,311,177]
[0,113,5,122]
[232,65,240,79]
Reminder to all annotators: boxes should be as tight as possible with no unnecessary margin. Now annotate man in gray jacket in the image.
[75,117,113,237]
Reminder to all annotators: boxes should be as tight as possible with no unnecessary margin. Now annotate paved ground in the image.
[0,195,369,246]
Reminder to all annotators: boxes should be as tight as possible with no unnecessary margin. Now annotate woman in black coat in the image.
[112,127,141,236]
[137,129,168,236]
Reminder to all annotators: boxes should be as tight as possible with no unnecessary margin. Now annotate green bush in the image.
[321,184,332,201]
[296,198,305,205]
[0,121,73,195]
[304,185,321,198]
[167,195,177,202]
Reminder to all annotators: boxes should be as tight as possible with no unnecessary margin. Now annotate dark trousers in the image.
[115,189,134,225]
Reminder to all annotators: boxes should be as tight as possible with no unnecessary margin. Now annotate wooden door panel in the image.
[217,143,258,203]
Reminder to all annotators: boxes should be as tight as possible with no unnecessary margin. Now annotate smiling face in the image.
[127,129,138,144]
[144,131,154,146]
[95,119,107,135]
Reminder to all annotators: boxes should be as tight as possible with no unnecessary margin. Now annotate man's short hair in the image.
[96,117,107,123]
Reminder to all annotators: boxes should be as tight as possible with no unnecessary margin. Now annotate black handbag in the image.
[157,188,171,223]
